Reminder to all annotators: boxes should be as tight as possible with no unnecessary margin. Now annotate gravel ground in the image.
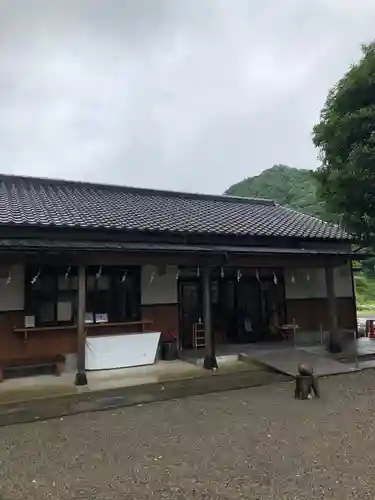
[1,371,375,499]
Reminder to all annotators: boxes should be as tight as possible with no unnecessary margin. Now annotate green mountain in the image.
[225,164,327,219]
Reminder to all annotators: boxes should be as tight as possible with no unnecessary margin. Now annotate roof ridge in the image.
[277,203,343,228]
[0,173,275,207]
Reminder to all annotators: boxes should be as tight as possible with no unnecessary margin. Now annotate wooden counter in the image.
[13,320,154,341]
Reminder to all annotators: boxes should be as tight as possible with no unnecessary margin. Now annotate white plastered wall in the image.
[141,265,178,305]
[285,263,353,299]
[0,263,181,311]
[0,264,24,311]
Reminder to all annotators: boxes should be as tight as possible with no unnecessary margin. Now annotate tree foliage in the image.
[313,42,375,243]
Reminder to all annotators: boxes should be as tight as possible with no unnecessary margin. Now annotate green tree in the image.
[313,42,375,243]
[362,256,375,278]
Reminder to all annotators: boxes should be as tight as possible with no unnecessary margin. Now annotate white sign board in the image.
[85,332,161,371]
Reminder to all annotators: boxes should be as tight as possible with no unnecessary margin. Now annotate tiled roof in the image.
[0,174,348,240]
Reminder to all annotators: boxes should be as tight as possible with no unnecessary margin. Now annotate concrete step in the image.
[184,353,240,366]
[0,368,290,427]
[239,349,356,377]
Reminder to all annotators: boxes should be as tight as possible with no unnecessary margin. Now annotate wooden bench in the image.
[0,355,66,382]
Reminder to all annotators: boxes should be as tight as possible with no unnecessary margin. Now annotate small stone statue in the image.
[294,363,320,400]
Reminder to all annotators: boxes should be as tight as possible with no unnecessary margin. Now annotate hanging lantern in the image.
[273,272,278,285]
[220,266,225,279]
[236,269,242,282]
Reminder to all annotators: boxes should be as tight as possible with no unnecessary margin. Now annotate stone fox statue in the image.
[294,363,320,400]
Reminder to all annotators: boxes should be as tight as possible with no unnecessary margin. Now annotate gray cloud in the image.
[0,0,375,193]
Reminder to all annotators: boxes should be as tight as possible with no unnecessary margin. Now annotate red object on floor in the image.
[369,320,375,339]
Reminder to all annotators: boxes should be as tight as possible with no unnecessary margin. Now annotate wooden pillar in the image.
[202,265,218,370]
[325,265,340,353]
[75,265,88,386]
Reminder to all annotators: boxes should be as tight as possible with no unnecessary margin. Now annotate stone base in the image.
[203,355,218,371]
[75,370,88,386]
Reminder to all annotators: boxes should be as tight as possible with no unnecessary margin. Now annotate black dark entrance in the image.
[230,278,263,343]
[178,267,286,350]
[178,280,202,349]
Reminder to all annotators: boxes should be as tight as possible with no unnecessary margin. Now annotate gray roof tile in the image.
[0,174,348,240]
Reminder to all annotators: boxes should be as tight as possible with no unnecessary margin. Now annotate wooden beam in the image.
[75,265,88,386]
[0,249,350,269]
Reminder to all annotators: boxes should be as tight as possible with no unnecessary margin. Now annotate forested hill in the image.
[225,164,327,219]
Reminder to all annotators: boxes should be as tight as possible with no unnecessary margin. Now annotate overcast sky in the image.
[1,0,375,193]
